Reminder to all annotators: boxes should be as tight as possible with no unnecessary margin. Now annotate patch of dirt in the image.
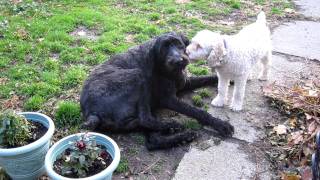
[70,26,99,41]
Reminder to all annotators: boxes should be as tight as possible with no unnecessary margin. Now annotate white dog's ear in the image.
[207,39,227,67]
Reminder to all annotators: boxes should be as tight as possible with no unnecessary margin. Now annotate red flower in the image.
[76,140,86,151]
[100,150,108,159]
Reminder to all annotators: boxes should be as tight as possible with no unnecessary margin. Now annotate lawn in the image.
[0,0,293,178]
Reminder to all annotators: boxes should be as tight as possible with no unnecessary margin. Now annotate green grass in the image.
[55,101,82,127]
[187,64,210,76]
[116,157,129,173]
[192,94,203,107]
[184,119,202,130]
[197,88,211,98]
[24,95,45,111]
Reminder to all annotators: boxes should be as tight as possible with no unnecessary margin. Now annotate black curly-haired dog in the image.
[80,32,234,150]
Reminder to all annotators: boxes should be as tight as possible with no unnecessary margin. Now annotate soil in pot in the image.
[2,121,47,148]
[53,145,113,178]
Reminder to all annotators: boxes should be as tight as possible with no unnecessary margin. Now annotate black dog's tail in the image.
[81,115,101,130]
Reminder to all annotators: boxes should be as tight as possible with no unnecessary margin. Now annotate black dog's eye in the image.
[172,41,185,49]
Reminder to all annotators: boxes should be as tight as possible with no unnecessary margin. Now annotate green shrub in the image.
[0,110,32,147]
[24,95,45,111]
[55,101,82,127]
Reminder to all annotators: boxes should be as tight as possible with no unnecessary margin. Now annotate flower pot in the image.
[0,112,55,180]
[45,132,120,180]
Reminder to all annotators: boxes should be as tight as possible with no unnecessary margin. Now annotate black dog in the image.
[80,32,234,150]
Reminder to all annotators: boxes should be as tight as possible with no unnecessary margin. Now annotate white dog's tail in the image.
[256,11,266,25]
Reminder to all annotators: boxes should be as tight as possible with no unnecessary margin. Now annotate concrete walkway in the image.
[173,1,320,179]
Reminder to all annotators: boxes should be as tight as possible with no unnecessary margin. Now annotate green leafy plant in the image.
[0,110,32,147]
[53,133,112,178]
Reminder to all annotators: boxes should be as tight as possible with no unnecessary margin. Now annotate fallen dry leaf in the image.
[274,124,287,135]
[290,131,304,145]
[281,173,301,180]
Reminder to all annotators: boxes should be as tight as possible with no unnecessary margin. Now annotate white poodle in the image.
[186,11,272,111]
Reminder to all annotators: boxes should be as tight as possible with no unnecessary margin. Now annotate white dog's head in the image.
[186,30,227,67]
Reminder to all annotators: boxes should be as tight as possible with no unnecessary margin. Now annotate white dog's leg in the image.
[230,76,247,111]
[211,75,229,107]
[258,51,271,81]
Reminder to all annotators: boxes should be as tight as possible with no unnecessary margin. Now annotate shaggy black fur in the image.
[80,32,234,150]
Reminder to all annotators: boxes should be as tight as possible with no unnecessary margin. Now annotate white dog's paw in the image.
[211,96,224,107]
[230,102,243,111]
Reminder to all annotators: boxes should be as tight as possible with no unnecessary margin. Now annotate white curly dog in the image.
[186,11,272,111]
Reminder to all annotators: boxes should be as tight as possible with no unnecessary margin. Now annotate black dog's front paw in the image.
[214,120,234,137]
[162,121,185,134]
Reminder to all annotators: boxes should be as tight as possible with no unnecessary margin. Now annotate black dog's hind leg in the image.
[161,97,234,137]
[181,75,218,91]
[81,115,101,130]
[145,131,197,150]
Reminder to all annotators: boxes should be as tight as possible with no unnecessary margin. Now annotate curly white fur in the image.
[186,12,272,111]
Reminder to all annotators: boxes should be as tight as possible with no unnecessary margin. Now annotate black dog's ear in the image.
[179,33,190,46]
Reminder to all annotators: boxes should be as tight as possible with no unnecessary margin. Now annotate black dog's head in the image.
[153,32,190,77]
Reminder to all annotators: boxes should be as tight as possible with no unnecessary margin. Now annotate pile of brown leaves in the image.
[263,80,320,179]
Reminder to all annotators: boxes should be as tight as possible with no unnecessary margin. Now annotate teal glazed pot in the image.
[45,132,120,180]
[0,112,55,180]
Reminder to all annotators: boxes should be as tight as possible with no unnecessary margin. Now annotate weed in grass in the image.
[184,119,202,130]
[198,88,211,98]
[116,157,129,174]
[132,134,145,145]
[127,147,139,156]
[43,59,60,71]
[203,104,209,112]
[62,65,87,88]
[187,64,209,76]
[220,0,241,9]
[165,7,176,14]
[192,94,203,107]
[150,13,161,21]
[55,101,82,127]
[271,7,282,15]
[24,95,45,111]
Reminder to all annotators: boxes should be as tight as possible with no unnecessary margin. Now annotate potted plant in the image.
[0,110,55,180]
[45,132,120,180]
